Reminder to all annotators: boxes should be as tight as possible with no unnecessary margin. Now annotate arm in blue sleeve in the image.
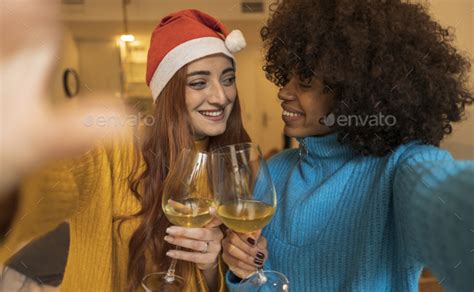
[225,263,272,291]
[394,154,474,291]
[225,270,241,292]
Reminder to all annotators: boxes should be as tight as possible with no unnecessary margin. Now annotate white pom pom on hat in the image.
[225,30,247,53]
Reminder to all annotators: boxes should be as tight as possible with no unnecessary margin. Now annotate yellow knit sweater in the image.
[0,133,226,291]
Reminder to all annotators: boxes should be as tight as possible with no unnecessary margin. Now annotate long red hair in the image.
[123,63,250,290]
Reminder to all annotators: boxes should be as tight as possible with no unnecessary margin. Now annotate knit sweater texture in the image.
[227,133,474,291]
[0,135,226,291]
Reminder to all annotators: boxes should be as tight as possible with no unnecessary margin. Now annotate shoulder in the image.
[105,127,139,158]
[97,127,141,180]
[389,141,453,168]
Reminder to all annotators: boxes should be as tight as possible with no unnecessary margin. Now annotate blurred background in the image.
[52,0,286,156]
[1,0,472,291]
[48,0,473,159]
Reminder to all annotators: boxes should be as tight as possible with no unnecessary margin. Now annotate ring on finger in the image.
[201,241,210,254]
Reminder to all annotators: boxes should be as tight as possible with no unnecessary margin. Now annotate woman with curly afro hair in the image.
[222,1,474,291]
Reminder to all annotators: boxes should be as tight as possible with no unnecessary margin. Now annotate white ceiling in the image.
[61,0,270,22]
[62,0,270,43]
[65,19,265,45]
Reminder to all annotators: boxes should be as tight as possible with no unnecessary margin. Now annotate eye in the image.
[299,83,312,90]
[188,80,206,90]
[222,76,236,86]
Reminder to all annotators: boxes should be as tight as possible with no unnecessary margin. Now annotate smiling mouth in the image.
[282,109,304,124]
[198,109,225,121]
[199,110,224,117]
[282,110,304,117]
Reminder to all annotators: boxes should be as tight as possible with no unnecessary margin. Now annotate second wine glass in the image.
[211,143,289,291]
[142,149,213,292]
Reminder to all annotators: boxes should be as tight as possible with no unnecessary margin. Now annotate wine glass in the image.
[210,143,289,292]
[141,149,214,292]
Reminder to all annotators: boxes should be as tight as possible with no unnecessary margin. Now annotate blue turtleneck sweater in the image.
[227,133,474,291]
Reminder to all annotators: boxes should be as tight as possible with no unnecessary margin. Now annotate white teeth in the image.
[283,110,303,117]
[200,110,223,117]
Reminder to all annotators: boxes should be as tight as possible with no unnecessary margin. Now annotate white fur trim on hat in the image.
[225,30,246,53]
[149,37,235,101]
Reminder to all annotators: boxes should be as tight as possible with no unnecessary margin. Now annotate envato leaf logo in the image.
[82,115,94,127]
[319,113,336,127]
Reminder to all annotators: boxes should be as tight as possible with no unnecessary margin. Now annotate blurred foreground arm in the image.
[0,0,127,195]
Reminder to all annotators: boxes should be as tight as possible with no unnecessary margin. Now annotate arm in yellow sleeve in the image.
[0,144,111,263]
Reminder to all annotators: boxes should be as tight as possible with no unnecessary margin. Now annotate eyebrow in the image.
[187,70,210,77]
[186,67,235,77]
[221,67,235,75]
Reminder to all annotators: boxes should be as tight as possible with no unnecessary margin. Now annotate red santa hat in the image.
[146,9,246,101]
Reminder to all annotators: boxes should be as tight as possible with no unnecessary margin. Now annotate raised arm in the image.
[393,149,474,291]
[0,144,112,263]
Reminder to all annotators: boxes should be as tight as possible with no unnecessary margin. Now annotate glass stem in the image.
[249,236,267,284]
[164,246,180,282]
[255,268,268,284]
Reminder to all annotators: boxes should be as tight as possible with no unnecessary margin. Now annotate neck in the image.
[194,137,209,152]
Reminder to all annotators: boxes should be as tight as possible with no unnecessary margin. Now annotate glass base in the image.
[141,272,186,292]
[238,270,289,292]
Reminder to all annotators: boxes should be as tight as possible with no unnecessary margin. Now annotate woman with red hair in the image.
[0,9,249,291]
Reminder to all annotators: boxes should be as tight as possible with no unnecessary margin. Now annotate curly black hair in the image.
[261,0,473,156]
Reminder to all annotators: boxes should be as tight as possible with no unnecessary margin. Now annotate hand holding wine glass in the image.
[211,143,289,291]
[164,217,223,271]
[222,228,269,279]
[142,149,222,291]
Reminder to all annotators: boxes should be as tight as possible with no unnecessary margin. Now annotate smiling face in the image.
[185,54,237,140]
[279,76,334,138]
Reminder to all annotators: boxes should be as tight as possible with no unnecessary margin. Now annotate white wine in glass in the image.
[211,143,289,292]
[163,197,214,228]
[142,150,212,292]
[216,200,274,233]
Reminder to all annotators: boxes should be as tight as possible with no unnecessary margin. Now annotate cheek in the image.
[308,102,326,120]
[304,93,332,120]
[185,90,205,112]
[226,103,235,118]
[224,86,237,103]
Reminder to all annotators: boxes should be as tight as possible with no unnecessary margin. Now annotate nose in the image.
[278,81,297,102]
[207,82,229,106]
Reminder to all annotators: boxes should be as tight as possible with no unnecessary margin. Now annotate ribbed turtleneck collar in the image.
[297,132,355,161]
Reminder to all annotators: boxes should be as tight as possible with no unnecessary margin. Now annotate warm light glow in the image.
[120,34,135,42]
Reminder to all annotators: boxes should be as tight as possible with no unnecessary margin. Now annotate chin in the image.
[203,127,226,137]
[284,126,332,138]
[284,126,303,138]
